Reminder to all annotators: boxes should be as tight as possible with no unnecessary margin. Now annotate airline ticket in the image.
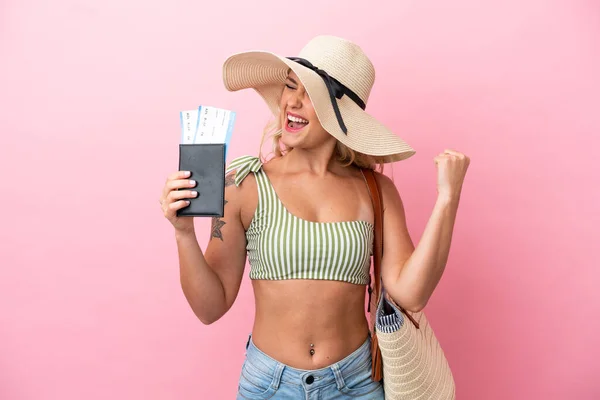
[180,105,236,157]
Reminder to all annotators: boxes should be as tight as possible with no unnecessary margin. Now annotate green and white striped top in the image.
[226,155,373,285]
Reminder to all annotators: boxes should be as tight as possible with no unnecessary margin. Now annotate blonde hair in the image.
[258,118,386,173]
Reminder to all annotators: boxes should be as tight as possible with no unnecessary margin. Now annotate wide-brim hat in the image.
[222,35,415,163]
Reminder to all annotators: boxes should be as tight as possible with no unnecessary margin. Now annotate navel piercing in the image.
[309,343,315,356]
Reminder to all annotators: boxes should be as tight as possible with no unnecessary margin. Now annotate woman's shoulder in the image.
[226,154,263,171]
[372,169,394,188]
[226,154,264,187]
[371,169,405,213]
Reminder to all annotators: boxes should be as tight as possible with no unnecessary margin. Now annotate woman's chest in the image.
[263,172,373,225]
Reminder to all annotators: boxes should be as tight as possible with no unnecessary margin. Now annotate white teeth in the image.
[287,114,308,124]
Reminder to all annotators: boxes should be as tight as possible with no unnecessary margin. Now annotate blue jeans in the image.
[237,334,384,399]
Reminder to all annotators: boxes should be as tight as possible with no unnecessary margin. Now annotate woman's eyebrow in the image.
[286,77,298,85]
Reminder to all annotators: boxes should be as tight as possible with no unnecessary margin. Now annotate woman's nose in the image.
[287,89,303,108]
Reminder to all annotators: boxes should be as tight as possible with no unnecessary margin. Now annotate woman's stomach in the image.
[250,279,370,370]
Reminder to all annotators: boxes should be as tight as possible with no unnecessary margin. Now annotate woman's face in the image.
[279,70,335,151]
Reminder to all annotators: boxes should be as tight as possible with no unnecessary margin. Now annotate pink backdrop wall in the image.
[1,0,599,399]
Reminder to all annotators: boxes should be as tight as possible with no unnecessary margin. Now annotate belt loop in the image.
[331,364,345,390]
[246,334,251,350]
[270,363,285,390]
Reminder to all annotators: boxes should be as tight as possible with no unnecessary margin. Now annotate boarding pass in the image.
[180,106,236,155]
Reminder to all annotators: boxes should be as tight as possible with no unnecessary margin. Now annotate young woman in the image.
[159,35,469,399]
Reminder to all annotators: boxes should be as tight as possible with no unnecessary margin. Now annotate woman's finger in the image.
[444,149,467,159]
[167,190,198,202]
[167,170,191,181]
[161,178,196,201]
[167,178,197,191]
[168,199,191,212]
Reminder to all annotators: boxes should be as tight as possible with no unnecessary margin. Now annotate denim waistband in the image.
[244,335,373,391]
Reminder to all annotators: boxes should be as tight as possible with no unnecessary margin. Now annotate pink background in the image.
[1,0,599,399]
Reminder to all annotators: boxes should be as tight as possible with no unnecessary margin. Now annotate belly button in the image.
[309,343,315,356]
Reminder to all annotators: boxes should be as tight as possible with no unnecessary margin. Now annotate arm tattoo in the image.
[211,200,228,241]
[225,172,235,187]
[211,214,226,241]
[211,172,234,241]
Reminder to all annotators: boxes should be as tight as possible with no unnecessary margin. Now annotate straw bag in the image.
[362,169,456,400]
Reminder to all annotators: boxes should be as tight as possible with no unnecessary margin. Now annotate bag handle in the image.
[361,168,384,382]
[362,168,383,315]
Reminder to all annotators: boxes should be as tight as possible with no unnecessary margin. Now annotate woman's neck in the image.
[281,146,345,177]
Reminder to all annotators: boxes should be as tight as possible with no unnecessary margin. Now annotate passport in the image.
[176,105,235,217]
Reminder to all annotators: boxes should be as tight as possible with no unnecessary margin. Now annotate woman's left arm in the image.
[379,149,470,312]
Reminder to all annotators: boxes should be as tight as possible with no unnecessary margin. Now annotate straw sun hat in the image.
[222,35,416,163]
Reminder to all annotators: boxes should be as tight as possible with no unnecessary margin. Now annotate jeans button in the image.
[306,375,314,384]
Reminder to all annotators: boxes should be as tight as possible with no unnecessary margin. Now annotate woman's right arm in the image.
[161,170,248,325]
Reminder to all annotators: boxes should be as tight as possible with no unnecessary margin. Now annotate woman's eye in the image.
[285,84,296,90]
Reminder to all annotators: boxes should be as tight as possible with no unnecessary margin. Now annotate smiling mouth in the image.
[286,113,309,132]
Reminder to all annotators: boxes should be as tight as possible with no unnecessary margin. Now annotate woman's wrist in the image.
[436,192,460,207]
[174,226,196,241]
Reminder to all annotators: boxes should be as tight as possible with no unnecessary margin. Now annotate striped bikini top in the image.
[226,155,373,285]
